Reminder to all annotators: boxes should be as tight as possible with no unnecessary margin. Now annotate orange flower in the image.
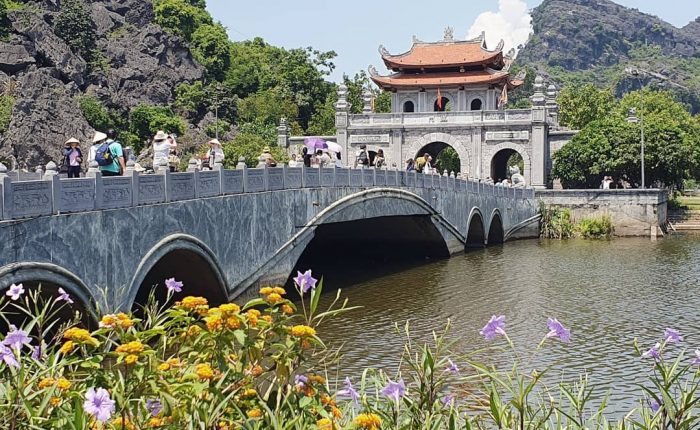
[225,317,241,330]
[115,341,145,355]
[281,304,294,315]
[290,325,316,338]
[272,287,286,295]
[247,408,262,418]
[354,413,382,430]
[205,315,223,331]
[125,354,138,365]
[266,293,283,305]
[195,363,214,380]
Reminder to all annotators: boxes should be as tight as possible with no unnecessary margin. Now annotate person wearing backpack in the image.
[93,130,125,176]
[355,144,369,168]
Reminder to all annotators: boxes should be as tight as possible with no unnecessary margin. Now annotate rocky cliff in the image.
[517,0,700,112]
[0,0,203,169]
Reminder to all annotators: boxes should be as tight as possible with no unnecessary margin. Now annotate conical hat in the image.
[64,137,80,145]
[92,131,107,143]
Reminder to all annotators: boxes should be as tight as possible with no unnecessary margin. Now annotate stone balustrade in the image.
[348,109,534,127]
[0,165,535,221]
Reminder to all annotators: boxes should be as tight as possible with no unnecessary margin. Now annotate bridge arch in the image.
[410,132,471,175]
[0,262,96,327]
[128,234,228,311]
[487,142,531,184]
[487,209,505,245]
[466,208,486,249]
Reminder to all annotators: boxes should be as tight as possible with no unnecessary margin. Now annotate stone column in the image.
[277,118,289,150]
[86,161,100,178]
[545,84,560,126]
[472,128,482,179]
[457,88,466,111]
[418,90,427,112]
[155,159,168,174]
[362,89,373,113]
[236,157,246,170]
[186,158,199,172]
[530,76,548,189]
[335,84,351,164]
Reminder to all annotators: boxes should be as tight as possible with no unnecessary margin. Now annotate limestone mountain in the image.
[0,0,203,169]
[517,0,700,112]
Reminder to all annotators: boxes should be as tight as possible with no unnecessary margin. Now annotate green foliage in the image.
[54,0,97,64]
[435,147,460,174]
[191,23,231,81]
[506,64,536,108]
[77,96,115,132]
[306,93,335,136]
[374,91,391,113]
[0,94,14,133]
[129,104,186,151]
[576,214,614,239]
[221,133,287,168]
[204,119,230,138]
[237,87,299,128]
[539,204,575,239]
[557,84,615,129]
[174,81,207,118]
[153,0,212,41]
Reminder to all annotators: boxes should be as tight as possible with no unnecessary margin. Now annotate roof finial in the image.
[443,26,454,41]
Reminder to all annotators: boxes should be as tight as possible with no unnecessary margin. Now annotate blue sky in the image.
[206,0,700,82]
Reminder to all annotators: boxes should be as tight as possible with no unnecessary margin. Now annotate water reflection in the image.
[315,236,700,415]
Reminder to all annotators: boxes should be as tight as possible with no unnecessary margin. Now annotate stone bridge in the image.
[0,167,538,317]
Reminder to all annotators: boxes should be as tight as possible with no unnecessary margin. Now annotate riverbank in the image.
[536,189,668,237]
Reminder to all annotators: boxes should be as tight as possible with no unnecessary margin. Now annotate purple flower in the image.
[5,283,24,301]
[649,398,662,413]
[442,394,454,407]
[165,278,183,294]
[337,377,360,404]
[693,349,700,366]
[57,288,74,304]
[31,342,44,361]
[146,398,162,417]
[293,270,317,294]
[0,344,19,368]
[546,318,571,343]
[294,374,308,388]
[83,387,116,423]
[642,343,661,360]
[445,358,459,374]
[381,378,406,402]
[479,315,506,340]
[664,328,683,344]
[3,325,31,351]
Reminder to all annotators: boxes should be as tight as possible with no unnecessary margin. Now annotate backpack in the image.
[94,142,114,167]
[415,157,426,172]
[357,150,368,166]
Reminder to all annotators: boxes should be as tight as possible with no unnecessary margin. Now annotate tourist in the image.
[374,149,386,169]
[334,152,343,168]
[288,153,300,167]
[94,131,125,177]
[601,176,613,190]
[310,150,321,168]
[355,144,370,168]
[415,154,427,173]
[260,147,278,167]
[302,147,312,167]
[424,154,433,173]
[205,139,224,169]
[406,158,416,171]
[63,137,83,178]
[152,130,175,171]
[318,149,331,168]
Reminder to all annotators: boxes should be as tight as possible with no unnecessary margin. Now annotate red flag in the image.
[437,88,443,110]
[498,85,508,109]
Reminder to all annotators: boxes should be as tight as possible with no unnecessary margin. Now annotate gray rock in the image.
[0,42,35,74]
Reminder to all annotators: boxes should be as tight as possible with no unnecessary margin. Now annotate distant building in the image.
[280,28,576,188]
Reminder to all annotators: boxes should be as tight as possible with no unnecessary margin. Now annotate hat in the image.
[153,130,167,141]
[208,138,221,146]
[92,131,107,143]
[133,162,146,172]
[64,137,80,145]
[263,147,270,152]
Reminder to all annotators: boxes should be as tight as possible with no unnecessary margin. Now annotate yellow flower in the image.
[317,418,335,430]
[241,388,257,398]
[59,341,75,355]
[99,313,133,330]
[63,327,99,346]
[225,317,241,330]
[272,286,286,295]
[259,287,274,296]
[158,363,170,372]
[56,378,71,391]
[247,309,261,318]
[125,354,138,365]
[147,417,164,428]
[354,413,382,430]
[266,293,283,304]
[111,417,135,430]
[261,315,272,324]
[281,304,294,315]
[186,325,202,337]
[167,358,182,367]
[195,363,214,380]
[219,303,240,315]
[290,325,316,338]
[205,315,223,331]
[115,340,145,355]
[246,310,260,327]
[247,408,262,419]
[177,296,209,314]
[309,375,326,385]
[38,378,55,389]
[50,397,61,407]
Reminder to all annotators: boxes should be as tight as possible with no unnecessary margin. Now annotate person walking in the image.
[93,131,125,176]
[405,158,415,171]
[374,149,386,169]
[205,139,225,169]
[63,137,83,178]
[355,144,370,168]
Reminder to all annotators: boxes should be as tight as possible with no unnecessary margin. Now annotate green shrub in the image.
[129,104,187,151]
[77,96,114,131]
[190,23,231,81]
[153,0,212,41]
[0,94,14,133]
[204,119,230,138]
[576,214,614,239]
[222,132,287,168]
[174,81,207,118]
[539,203,575,239]
[54,0,97,64]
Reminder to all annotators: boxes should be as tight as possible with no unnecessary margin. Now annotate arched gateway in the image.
[281,27,578,188]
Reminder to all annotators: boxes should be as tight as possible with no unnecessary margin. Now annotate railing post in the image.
[86,161,100,178]
[43,161,58,181]
[0,162,7,181]
[50,175,60,215]
[163,168,171,203]
[264,166,270,191]
[186,158,199,172]
[95,171,104,209]
[242,166,249,192]
[130,171,139,207]
[2,176,10,220]
[124,159,135,177]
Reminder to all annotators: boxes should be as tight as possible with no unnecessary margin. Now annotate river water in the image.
[315,235,700,415]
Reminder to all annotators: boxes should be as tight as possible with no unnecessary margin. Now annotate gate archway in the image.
[487,143,531,185]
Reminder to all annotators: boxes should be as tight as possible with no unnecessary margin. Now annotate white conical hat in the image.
[92,131,107,143]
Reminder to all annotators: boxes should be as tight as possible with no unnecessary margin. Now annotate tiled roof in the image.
[371,70,517,90]
[382,41,503,69]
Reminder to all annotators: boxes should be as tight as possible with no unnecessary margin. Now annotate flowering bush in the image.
[0,274,698,429]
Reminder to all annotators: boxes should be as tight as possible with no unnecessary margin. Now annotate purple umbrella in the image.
[304,137,327,151]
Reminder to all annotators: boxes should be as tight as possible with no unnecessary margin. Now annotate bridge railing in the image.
[348,109,534,127]
[0,167,535,221]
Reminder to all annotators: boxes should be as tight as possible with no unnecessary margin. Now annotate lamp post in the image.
[626,68,646,188]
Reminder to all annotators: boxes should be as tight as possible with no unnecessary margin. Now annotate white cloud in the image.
[467,0,533,55]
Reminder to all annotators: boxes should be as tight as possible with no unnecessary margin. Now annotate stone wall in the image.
[535,189,668,237]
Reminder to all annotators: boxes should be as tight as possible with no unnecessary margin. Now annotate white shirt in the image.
[206,147,225,164]
[153,141,173,166]
[88,144,100,164]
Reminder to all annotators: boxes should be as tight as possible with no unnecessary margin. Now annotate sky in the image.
[206,0,700,82]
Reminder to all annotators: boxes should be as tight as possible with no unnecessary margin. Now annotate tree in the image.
[222,133,287,168]
[78,96,116,131]
[237,88,299,128]
[54,0,96,63]
[557,84,615,130]
[191,23,231,81]
[129,104,187,151]
[153,0,212,41]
